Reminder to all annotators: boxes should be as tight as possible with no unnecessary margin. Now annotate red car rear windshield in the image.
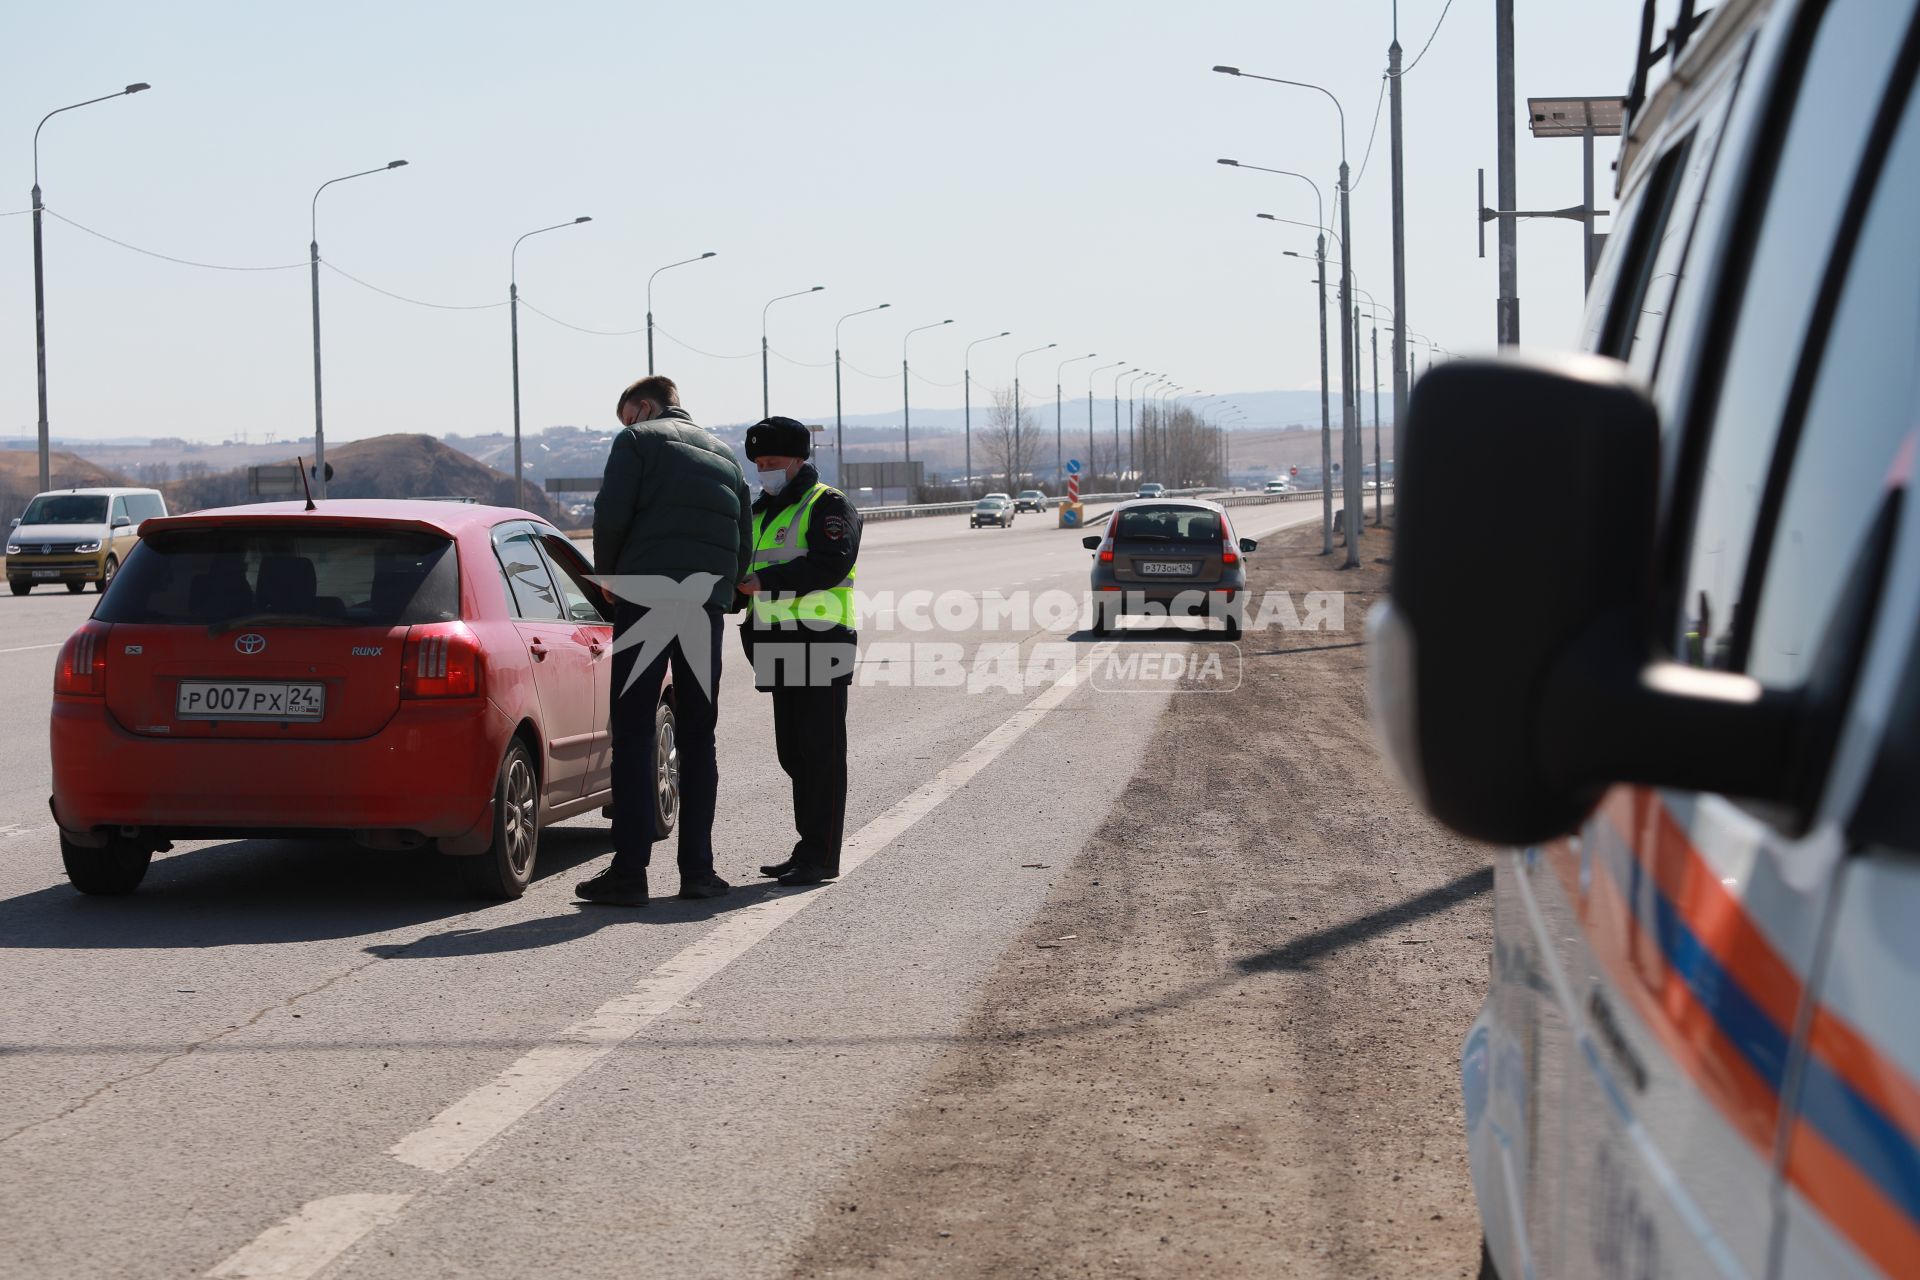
[97,527,460,627]
[1115,506,1222,544]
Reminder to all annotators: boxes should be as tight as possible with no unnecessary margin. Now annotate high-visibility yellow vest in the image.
[749,482,857,629]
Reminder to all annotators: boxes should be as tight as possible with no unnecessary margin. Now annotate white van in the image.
[1372,1,1920,1276]
[7,488,168,595]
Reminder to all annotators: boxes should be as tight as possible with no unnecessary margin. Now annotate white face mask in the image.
[758,467,791,496]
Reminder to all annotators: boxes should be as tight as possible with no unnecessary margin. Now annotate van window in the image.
[97,527,459,627]
[1676,0,1916,668]
[1744,76,1920,685]
[19,494,107,525]
[128,493,166,523]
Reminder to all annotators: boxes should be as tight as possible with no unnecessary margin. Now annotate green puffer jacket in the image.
[591,407,753,610]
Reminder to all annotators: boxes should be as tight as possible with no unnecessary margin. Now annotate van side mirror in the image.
[8,518,17,530]
[1081,535,1101,550]
[112,516,131,528]
[1369,353,1801,845]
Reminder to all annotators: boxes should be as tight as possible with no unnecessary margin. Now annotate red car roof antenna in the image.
[296,457,317,511]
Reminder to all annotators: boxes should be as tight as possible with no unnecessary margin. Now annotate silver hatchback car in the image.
[1083,498,1255,638]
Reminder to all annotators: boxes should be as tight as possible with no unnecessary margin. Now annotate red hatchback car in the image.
[49,501,677,898]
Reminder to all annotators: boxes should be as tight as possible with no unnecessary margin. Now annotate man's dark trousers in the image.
[770,680,848,874]
[608,600,722,881]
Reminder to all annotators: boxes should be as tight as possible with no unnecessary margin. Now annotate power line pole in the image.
[1389,3,1409,473]
[1495,0,1520,344]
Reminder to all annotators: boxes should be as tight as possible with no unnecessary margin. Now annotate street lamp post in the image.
[762,285,825,418]
[511,216,592,510]
[1216,65,1359,566]
[964,330,1010,498]
[1089,361,1127,487]
[833,302,891,487]
[1012,343,1056,492]
[311,159,407,500]
[1124,370,1156,483]
[1055,352,1096,492]
[30,83,151,494]
[902,319,953,499]
[646,251,716,375]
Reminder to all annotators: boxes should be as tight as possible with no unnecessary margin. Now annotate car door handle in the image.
[528,638,548,661]
[586,638,605,657]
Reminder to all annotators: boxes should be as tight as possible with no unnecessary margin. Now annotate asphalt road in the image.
[0,495,1340,1280]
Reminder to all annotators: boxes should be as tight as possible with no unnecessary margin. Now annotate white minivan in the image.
[1372,1,1920,1276]
[7,487,168,595]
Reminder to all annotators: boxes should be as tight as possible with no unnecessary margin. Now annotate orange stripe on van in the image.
[1784,1116,1920,1278]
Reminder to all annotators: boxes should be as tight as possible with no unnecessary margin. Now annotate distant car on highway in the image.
[48,500,677,899]
[1263,479,1293,495]
[1083,498,1255,638]
[1014,489,1049,512]
[982,491,1011,502]
[970,497,1015,528]
[1134,482,1165,499]
[7,487,167,596]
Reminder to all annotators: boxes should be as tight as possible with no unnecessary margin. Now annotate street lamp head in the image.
[701,251,716,258]
[573,216,591,223]
[1213,65,1242,76]
[124,83,150,94]
[386,159,408,169]
[1283,249,1303,258]
[1216,158,1239,166]
[810,285,825,292]
[879,302,892,309]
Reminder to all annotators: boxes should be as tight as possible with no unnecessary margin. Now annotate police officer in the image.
[736,416,860,886]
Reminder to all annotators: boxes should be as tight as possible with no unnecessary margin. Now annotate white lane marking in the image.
[0,642,60,656]
[208,645,1110,1278]
[207,1194,414,1279]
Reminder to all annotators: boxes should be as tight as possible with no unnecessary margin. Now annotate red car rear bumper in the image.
[49,696,513,841]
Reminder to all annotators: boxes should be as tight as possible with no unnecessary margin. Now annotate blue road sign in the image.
[1066,458,1082,475]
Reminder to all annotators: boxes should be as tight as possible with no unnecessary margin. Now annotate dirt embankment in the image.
[786,518,1494,1279]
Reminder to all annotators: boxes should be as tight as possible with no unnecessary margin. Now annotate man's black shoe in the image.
[775,865,839,886]
[576,871,649,906]
[758,858,797,878]
[678,873,733,900]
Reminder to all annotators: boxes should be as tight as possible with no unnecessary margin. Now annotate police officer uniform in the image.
[739,417,861,886]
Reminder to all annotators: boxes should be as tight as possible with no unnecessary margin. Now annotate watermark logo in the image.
[593,573,724,701]
[1089,642,1242,693]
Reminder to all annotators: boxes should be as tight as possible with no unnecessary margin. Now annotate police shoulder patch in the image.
[821,514,850,540]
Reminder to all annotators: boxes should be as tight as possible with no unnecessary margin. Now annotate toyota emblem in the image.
[234,633,267,655]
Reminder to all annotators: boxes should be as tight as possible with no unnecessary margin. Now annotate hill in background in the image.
[0,452,131,530]
[161,434,578,526]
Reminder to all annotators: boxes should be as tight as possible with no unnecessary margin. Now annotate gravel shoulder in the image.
[784,518,1495,1279]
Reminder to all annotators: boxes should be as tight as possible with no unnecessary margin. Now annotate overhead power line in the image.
[1393,0,1456,77]
[323,261,504,310]
[43,208,305,271]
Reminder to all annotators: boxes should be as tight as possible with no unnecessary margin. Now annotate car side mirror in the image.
[1238,538,1257,553]
[1081,535,1101,550]
[1369,353,1801,845]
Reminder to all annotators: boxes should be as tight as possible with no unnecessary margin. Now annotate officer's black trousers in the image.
[770,680,849,874]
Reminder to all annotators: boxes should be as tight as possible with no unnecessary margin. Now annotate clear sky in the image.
[1,1,1647,443]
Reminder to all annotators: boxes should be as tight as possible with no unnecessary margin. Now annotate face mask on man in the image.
[758,468,791,496]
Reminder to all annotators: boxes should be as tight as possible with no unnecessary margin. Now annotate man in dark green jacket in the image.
[577,375,751,907]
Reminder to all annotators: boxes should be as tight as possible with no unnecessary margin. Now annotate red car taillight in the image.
[401,622,483,699]
[55,621,109,697]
